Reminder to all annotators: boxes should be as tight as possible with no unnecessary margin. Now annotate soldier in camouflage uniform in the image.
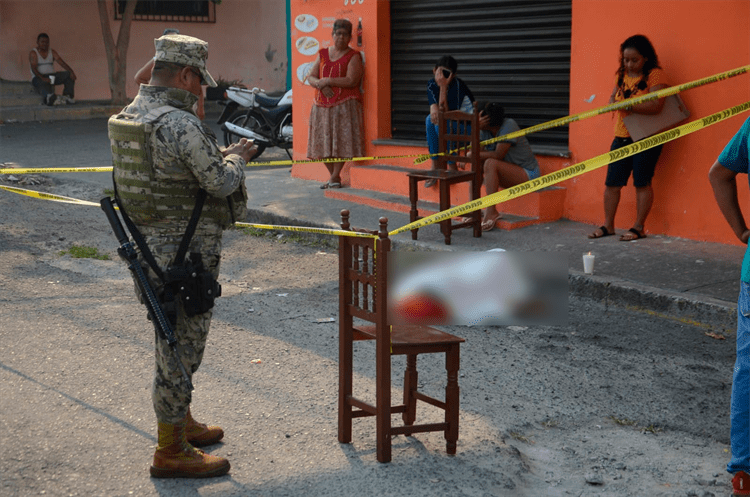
[108,34,257,478]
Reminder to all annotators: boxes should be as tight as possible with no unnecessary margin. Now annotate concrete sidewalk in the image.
[242,164,743,333]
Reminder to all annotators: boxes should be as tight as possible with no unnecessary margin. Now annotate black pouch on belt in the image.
[164,252,221,317]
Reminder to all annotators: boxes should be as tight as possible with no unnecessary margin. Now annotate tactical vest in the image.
[108,105,243,229]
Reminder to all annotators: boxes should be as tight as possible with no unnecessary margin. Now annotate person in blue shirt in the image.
[424,55,477,187]
[709,115,750,496]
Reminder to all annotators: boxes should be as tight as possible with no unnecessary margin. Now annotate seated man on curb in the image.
[472,102,541,232]
[29,33,77,106]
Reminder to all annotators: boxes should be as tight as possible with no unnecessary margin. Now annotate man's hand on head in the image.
[479,111,491,130]
[434,66,453,87]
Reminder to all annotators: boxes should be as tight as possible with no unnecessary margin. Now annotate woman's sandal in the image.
[620,228,646,241]
[481,214,501,232]
[320,182,342,189]
[588,226,614,239]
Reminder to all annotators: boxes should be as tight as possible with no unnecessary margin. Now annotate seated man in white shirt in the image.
[29,33,77,105]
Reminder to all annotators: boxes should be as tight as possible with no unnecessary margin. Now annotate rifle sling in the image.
[173,188,207,267]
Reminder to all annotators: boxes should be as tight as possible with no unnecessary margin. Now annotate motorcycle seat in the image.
[255,93,284,107]
[257,103,292,123]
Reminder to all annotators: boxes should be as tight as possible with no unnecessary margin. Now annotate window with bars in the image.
[114,1,216,23]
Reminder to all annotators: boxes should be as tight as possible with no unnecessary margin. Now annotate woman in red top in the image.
[307,19,364,189]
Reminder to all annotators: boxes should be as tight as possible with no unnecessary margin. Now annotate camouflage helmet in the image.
[154,34,217,87]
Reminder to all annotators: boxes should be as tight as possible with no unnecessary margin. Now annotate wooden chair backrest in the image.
[437,108,482,177]
[339,210,390,329]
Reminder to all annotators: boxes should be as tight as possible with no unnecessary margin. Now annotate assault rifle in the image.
[100,197,194,392]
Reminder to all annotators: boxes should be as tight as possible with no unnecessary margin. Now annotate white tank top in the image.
[31,48,54,76]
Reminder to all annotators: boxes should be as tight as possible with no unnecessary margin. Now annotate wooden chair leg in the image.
[408,177,419,240]
[439,180,452,245]
[473,209,482,238]
[338,330,353,444]
[402,354,418,434]
[445,345,460,455]
[376,340,392,463]
[472,180,482,238]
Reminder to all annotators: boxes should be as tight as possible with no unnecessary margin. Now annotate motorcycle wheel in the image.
[223,110,267,161]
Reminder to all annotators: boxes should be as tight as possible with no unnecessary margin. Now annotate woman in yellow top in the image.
[589,34,667,241]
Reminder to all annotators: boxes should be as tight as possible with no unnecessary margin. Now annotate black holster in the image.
[164,252,221,318]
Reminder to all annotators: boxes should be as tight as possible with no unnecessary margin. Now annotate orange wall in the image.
[291,0,750,245]
[568,0,750,244]
[289,0,386,182]
[0,0,288,100]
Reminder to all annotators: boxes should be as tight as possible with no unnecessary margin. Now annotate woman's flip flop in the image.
[481,214,501,232]
[320,182,342,189]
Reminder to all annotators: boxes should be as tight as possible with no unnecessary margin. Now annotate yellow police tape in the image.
[0,166,113,175]
[251,63,750,167]
[234,221,376,239]
[2,67,749,239]
[0,184,377,239]
[0,184,100,206]
[413,64,750,164]
[4,100,748,240]
[2,64,747,175]
[388,100,750,236]
[243,151,435,168]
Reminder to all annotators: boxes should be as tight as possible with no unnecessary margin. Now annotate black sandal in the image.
[588,226,614,239]
[620,228,646,241]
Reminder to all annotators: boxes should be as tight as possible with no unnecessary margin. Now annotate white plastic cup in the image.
[583,253,595,274]
[48,75,55,84]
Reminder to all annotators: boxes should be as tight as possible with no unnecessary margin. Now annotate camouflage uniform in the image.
[112,81,245,424]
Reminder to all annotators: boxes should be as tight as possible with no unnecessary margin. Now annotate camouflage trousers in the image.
[151,296,213,424]
[130,234,222,424]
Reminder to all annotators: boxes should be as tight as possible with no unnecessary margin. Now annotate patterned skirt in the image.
[307,98,364,160]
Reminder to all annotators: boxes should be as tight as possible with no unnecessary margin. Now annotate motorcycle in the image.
[217,86,293,161]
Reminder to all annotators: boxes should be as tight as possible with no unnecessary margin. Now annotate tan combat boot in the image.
[185,408,224,447]
[150,420,230,478]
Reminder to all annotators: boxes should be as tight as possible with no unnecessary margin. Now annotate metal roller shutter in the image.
[390,0,571,153]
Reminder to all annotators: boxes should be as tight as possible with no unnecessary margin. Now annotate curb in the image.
[0,102,122,123]
[569,272,737,333]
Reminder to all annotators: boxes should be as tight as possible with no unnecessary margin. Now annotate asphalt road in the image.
[0,169,736,496]
[0,114,739,495]
[0,115,289,188]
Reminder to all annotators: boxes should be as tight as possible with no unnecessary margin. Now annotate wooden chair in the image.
[407,108,483,245]
[337,209,465,463]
